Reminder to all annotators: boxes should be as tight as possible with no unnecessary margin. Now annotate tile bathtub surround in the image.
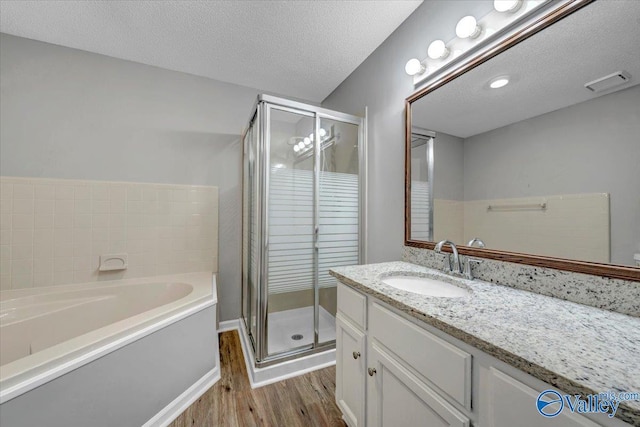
[403,246,640,317]
[0,177,218,290]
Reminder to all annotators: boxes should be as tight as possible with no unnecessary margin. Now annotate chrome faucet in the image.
[434,240,463,275]
[467,238,485,248]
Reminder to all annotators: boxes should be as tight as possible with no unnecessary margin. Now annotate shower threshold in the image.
[238,306,336,388]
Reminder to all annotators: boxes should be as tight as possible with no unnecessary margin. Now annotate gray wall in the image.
[463,85,640,265]
[433,131,464,201]
[0,33,258,320]
[322,1,492,263]
[411,131,464,199]
[322,0,639,267]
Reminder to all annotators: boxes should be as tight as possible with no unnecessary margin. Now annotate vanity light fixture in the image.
[406,1,551,85]
[456,16,482,39]
[489,76,510,88]
[494,0,523,13]
[405,58,426,76]
[293,126,334,157]
[427,40,449,60]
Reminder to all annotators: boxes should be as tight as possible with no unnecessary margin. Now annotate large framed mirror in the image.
[405,0,640,281]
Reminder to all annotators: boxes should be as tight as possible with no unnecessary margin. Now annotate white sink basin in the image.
[380,275,470,298]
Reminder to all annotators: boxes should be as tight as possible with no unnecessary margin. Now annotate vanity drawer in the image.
[369,301,472,409]
[337,282,367,330]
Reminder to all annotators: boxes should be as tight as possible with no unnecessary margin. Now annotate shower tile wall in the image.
[0,177,218,290]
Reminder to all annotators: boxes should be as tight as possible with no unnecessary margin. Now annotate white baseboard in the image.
[143,367,221,427]
[218,318,241,332]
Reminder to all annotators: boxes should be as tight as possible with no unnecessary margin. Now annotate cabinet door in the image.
[336,313,366,427]
[369,301,472,409]
[481,367,601,427]
[367,344,470,427]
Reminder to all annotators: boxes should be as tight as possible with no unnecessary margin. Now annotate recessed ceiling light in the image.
[489,76,510,89]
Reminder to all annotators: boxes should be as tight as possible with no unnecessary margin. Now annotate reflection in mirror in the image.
[410,128,434,241]
[408,0,640,267]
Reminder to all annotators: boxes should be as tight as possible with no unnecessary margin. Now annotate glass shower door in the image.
[317,117,361,345]
[264,106,316,358]
[243,95,364,365]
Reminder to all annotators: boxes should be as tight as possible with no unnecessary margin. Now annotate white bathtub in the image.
[0,272,218,427]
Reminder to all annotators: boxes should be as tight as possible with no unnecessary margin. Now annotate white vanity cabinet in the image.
[336,284,368,427]
[366,344,469,427]
[478,366,601,427]
[336,313,367,426]
[336,282,470,427]
[335,282,629,427]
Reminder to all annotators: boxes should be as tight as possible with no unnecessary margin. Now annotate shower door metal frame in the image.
[242,94,367,367]
[240,107,262,355]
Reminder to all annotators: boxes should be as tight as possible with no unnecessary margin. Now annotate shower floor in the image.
[267,306,336,355]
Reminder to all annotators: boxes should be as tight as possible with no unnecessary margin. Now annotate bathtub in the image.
[0,272,219,427]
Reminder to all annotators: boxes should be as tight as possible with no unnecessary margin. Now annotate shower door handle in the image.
[352,351,360,359]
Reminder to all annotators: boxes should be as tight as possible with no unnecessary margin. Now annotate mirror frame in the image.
[404,0,640,282]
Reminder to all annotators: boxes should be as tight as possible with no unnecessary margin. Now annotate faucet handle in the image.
[464,257,483,280]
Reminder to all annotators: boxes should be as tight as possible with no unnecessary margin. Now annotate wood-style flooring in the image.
[168,330,347,427]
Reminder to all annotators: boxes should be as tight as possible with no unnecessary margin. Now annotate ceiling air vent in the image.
[584,71,631,93]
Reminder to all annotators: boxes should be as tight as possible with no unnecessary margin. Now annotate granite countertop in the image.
[330,261,640,426]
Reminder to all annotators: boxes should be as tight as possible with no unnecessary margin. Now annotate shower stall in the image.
[241,95,366,368]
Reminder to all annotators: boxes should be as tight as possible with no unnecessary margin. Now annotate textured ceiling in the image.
[412,0,640,138]
[0,0,422,103]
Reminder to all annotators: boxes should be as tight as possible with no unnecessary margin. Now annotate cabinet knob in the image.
[368,367,377,376]
[352,351,361,359]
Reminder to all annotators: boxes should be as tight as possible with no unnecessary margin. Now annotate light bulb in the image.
[405,58,426,76]
[456,15,481,39]
[319,128,327,137]
[427,40,449,60]
[489,77,510,88]
[494,0,522,13]
[293,145,300,153]
[303,137,311,146]
[297,141,305,150]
